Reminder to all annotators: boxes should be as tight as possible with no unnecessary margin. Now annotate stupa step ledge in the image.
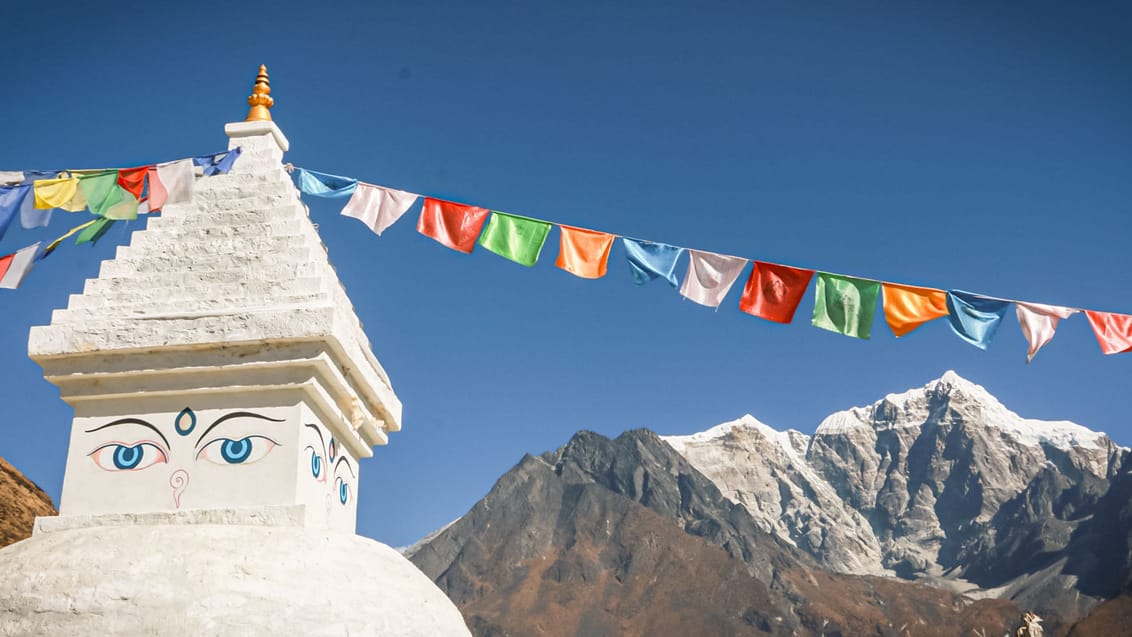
[164,196,296,215]
[128,234,312,253]
[98,258,324,280]
[44,350,367,399]
[29,318,399,421]
[55,296,339,321]
[33,338,391,388]
[82,272,327,292]
[130,219,308,237]
[141,218,308,237]
[113,244,315,265]
[33,505,318,536]
[147,207,303,227]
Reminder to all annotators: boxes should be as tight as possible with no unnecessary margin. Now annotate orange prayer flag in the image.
[882,283,949,337]
[416,198,490,253]
[556,225,615,279]
[117,167,149,200]
[1084,310,1132,355]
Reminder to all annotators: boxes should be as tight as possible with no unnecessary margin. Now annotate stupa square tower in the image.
[28,65,400,532]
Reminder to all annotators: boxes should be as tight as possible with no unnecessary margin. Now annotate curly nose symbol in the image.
[169,470,189,509]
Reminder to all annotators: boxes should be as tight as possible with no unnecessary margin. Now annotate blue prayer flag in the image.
[622,238,686,287]
[295,168,358,198]
[946,290,1011,350]
[193,148,243,176]
[0,185,30,241]
[20,182,51,229]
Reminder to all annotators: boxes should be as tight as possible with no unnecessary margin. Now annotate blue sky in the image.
[0,1,1129,547]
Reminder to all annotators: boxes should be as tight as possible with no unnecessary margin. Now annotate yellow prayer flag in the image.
[882,283,949,337]
[33,177,84,211]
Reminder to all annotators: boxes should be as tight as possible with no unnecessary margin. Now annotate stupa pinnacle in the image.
[2,67,471,635]
[245,64,274,122]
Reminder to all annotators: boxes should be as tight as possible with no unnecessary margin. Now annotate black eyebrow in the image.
[334,456,355,479]
[304,423,325,451]
[85,418,171,448]
[195,411,285,448]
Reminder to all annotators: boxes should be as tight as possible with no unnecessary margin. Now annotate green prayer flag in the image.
[811,273,881,339]
[102,186,139,220]
[477,211,552,267]
[75,217,115,246]
[77,171,121,216]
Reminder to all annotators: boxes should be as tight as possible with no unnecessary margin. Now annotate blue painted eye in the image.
[335,477,350,505]
[114,445,142,469]
[197,436,278,465]
[89,442,167,472]
[303,445,326,481]
[220,438,251,463]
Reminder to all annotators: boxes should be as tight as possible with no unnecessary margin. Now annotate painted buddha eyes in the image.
[89,442,168,472]
[196,436,278,465]
[335,476,350,505]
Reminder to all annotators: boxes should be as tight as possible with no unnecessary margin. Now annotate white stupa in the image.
[0,67,471,636]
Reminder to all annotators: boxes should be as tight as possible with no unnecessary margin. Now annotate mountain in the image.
[0,457,56,548]
[664,371,1126,625]
[408,428,1017,636]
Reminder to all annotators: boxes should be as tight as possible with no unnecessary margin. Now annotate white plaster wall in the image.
[62,400,300,516]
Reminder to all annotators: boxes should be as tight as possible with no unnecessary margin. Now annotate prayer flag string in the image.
[293,165,1132,360]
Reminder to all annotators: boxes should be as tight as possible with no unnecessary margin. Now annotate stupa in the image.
[0,67,471,636]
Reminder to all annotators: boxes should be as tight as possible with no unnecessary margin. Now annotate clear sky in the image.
[0,1,1129,547]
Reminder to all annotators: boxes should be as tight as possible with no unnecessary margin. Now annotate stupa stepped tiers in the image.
[0,67,472,636]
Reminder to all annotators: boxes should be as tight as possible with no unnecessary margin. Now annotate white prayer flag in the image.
[0,171,23,186]
[680,249,748,308]
[1016,301,1078,363]
[0,242,41,289]
[341,183,418,236]
[156,159,195,206]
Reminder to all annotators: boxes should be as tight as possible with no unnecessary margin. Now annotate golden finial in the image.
[244,64,274,122]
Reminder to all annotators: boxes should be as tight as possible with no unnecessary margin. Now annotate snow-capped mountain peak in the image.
[666,371,1126,597]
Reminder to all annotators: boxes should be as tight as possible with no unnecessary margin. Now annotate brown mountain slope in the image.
[1067,594,1132,637]
[410,430,1019,636]
[0,457,56,548]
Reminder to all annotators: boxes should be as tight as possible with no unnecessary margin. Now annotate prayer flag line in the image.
[286,164,1132,360]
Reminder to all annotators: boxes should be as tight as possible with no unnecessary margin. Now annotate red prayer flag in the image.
[1084,310,1132,355]
[416,198,490,253]
[0,253,13,282]
[739,261,815,323]
[117,167,150,199]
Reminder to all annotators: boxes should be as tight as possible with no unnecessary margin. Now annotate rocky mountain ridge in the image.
[664,371,1127,621]
[408,426,1019,636]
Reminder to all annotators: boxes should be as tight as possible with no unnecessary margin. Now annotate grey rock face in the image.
[666,371,1126,620]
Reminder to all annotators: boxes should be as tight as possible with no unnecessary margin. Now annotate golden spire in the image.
[244,65,274,122]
